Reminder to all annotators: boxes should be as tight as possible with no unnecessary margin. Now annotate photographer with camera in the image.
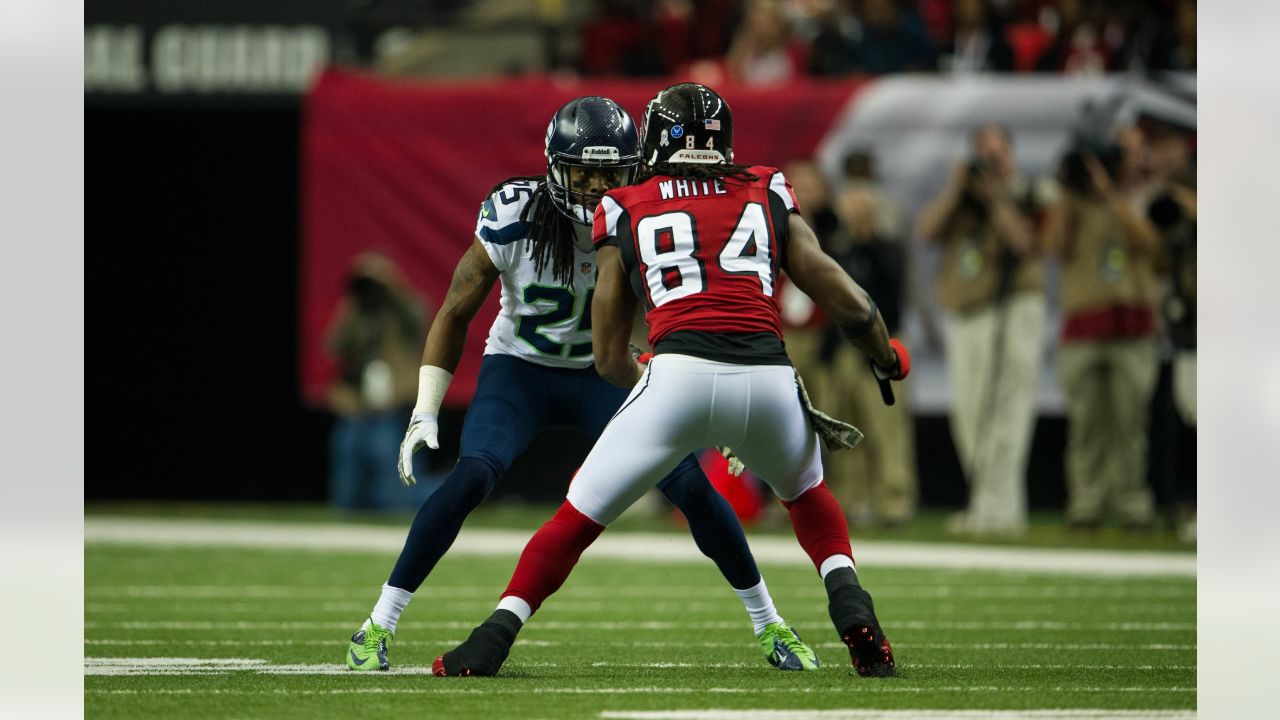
[326,252,433,511]
[1044,125,1163,530]
[918,123,1046,537]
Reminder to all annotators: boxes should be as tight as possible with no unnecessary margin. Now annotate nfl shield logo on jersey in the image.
[581,262,593,275]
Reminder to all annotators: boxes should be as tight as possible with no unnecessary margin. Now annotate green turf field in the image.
[85,511,1195,719]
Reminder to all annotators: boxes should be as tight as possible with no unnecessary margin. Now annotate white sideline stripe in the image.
[84,517,1195,577]
[84,620,1195,632]
[83,639,1196,651]
[84,658,437,677]
[83,657,1195,677]
[599,707,1198,712]
[83,683,1194,695]
[83,601,1197,617]
[587,662,1192,671]
[85,584,1196,599]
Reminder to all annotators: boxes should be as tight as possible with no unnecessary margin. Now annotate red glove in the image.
[873,338,910,381]
[629,343,654,365]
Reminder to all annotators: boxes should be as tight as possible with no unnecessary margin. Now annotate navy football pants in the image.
[388,354,761,593]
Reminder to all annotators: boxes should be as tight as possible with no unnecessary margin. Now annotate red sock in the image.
[780,482,854,572]
[502,501,605,614]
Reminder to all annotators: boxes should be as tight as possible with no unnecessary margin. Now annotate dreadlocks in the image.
[639,162,760,185]
[486,175,579,286]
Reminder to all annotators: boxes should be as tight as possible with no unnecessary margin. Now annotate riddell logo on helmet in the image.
[581,146,620,160]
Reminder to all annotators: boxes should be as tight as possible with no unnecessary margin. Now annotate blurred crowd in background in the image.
[572,0,1196,81]
[367,0,1196,80]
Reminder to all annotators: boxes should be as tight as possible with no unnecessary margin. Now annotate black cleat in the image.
[825,568,896,677]
[432,610,522,677]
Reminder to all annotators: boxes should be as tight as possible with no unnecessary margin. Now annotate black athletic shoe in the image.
[432,610,522,677]
[825,568,896,677]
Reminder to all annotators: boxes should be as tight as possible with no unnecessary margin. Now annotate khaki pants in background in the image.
[1058,337,1158,525]
[824,345,918,524]
[944,292,1046,534]
[785,326,832,412]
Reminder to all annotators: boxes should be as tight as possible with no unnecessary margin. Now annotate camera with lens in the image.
[965,156,995,182]
[1059,134,1122,195]
[1149,178,1197,351]
[349,273,392,313]
[1057,96,1129,195]
[958,157,996,219]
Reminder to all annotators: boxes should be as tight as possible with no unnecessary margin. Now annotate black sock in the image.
[823,566,862,594]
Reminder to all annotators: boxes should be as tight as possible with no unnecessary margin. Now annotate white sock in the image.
[819,555,856,580]
[496,596,532,624]
[733,578,786,635]
[370,583,413,634]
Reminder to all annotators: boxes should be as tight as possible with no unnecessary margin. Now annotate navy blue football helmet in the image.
[544,96,641,224]
[640,83,734,167]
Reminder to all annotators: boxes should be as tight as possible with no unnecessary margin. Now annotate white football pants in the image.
[568,353,824,525]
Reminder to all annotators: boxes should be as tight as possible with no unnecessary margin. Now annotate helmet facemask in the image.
[547,154,638,225]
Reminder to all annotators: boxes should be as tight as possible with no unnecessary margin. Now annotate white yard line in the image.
[82,681,1194,694]
[599,707,1198,712]
[83,639,1196,651]
[83,620,1195,632]
[82,659,1198,695]
[83,601,1195,617]
[85,517,1195,577]
[84,584,1196,599]
[83,655,1194,678]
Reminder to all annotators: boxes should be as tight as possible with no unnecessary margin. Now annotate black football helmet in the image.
[544,96,640,224]
[640,83,734,166]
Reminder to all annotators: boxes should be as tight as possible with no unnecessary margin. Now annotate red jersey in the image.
[592,165,799,364]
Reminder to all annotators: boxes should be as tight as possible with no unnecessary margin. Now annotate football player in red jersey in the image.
[434,83,909,678]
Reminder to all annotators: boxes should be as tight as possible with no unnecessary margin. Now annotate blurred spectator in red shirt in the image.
[577,0,659,76]
[578,0,740,77]
[1034,0,1116,74]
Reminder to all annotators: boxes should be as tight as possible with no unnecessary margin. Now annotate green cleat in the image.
[346,618,392,671]
[758,622,820,671]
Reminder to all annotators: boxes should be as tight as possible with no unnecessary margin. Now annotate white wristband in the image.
[412,365,453,417]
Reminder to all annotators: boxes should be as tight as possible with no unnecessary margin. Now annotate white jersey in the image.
[475,179,598,369]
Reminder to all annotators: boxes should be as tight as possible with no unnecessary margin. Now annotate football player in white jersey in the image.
[345,96,817,673]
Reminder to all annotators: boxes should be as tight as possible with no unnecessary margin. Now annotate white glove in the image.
[399,365,453,487]
[719,447,745,477]
[398,413,438,486]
